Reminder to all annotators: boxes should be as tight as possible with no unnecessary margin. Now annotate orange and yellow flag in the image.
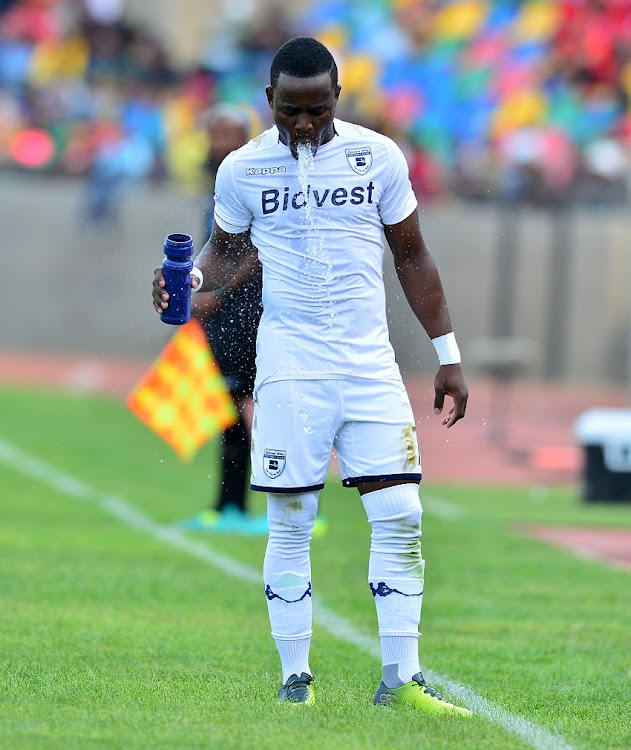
[126,318,238,462]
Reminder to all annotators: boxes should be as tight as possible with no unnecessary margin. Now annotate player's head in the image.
[266,37,341,159]
[201,104,250,165]
[269,37,338,90]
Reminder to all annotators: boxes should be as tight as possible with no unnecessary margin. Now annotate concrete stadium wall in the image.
[2,175,630,384]
[123,0,314,68]
[385,201,631,384]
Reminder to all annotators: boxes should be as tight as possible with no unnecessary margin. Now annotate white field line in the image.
[0,436,573,750]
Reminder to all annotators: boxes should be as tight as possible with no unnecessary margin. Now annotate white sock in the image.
[263,491,319,683]
[361,483,424,688]
[275,637,311,684]
[381,636,420,688]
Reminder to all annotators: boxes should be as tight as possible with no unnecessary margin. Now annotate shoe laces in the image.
[413,674,448,703]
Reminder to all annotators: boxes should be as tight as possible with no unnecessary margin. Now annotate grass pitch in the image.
[1,387,630,749]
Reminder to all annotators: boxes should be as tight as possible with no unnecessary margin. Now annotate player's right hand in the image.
[152,267,168,313]
[153,266,201,314]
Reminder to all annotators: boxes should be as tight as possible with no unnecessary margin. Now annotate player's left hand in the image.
[433,364,468,428]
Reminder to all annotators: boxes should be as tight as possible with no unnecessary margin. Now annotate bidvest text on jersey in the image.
[262,182,375,214]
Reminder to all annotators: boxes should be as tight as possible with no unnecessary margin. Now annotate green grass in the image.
[1,387,630,749]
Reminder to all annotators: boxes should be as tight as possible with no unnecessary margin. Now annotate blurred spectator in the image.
[453,140,495,201]
[80,0,123,26]
[1,0,60,42]
[126,29,174,87]
[580,130,629,205]
[496,126,577,204]
[3,0,631,206]
[240,2,293,56]
[79,114,154,229]
[399,134,445,202]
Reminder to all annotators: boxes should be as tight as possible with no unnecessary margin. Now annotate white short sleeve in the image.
[213,153,253,234]
[378,141,418,227]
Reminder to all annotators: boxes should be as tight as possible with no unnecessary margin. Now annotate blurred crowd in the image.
[2,0,631,206]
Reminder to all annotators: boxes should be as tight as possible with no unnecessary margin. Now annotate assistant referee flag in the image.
[126,318,237,462]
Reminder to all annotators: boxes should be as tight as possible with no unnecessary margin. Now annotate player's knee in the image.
[370,502,422,548]
[403,502,423,538]
[267,491,318,546]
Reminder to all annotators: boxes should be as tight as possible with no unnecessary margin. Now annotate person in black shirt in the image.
[178,104,265,534]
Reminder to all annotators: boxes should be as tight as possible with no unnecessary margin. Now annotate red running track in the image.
[1,349,629,486]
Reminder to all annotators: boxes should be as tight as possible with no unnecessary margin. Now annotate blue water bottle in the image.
[161,233,194,325]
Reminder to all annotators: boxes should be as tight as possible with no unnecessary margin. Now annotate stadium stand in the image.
[1,0,630,202]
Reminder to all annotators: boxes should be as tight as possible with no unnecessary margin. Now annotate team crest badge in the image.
[345,147,372,175]
[263,448,287,479]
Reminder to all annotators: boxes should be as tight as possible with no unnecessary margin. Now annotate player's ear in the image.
[265,85,274,110]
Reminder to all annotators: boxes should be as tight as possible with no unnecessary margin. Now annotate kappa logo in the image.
[246,166,287,176]
[263,448,287,479]
[345,147,372,175]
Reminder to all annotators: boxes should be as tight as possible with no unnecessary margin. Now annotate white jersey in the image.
[213,118,418,389]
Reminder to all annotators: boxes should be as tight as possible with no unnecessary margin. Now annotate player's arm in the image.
[384,210,468,427]
[152,223,260,320]
[190,224,260,322]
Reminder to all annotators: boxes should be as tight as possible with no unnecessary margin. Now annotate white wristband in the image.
[432,332,461,365]
[190,266,204,292]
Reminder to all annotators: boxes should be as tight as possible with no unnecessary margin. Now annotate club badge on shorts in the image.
[345,147,372,175]
[263,448,287,479]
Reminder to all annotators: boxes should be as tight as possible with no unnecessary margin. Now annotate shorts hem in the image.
[251,483,325,494]
[342,473,422,487]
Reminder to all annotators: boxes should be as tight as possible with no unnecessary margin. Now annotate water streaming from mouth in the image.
[296,142,314,227]
[298,143,333,294]
[296,143,337,337]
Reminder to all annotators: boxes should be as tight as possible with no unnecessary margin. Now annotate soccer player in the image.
[153,37,470,714]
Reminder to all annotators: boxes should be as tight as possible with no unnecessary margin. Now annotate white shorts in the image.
[250,377,422,493]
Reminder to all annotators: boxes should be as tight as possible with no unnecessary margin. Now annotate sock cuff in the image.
[361,483,421,521]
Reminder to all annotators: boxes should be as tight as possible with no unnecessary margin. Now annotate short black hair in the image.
[270,37,338,90]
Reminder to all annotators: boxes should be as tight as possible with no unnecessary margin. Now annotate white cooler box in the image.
[574,408,631,502]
